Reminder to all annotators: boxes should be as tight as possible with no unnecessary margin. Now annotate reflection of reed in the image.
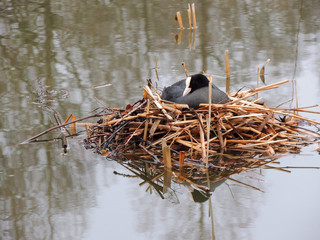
[175,29,197,49]
[175,29,183,44]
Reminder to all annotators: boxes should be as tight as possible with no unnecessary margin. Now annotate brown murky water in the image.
[1,1,320,239]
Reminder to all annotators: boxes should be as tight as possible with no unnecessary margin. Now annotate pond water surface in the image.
[1,1,320,240]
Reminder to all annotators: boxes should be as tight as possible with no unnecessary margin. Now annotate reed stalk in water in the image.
[175,11,183,29]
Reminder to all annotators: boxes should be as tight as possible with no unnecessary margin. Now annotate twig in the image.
[114,99,147,126]
[20,110,105,144]
[139,143,161,163]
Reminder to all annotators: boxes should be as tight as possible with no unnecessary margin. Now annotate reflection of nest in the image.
[115,153,265,195]
[82,79,320,194]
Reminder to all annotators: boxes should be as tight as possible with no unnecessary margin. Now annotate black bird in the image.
[161,74,229,108]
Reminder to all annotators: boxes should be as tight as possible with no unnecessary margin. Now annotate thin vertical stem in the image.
[224,50,230,94]
[175,11,183,29]
[191,3,197,28]
[206,77,212,167]
[187,4,192,29]
[256,67,260,100]
[294,78,298,114]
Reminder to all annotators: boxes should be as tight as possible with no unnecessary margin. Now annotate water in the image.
[1,0,320,239]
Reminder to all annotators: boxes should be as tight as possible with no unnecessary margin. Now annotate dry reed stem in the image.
[143,86,173,120]
[149,119,161,137]
[256,66,259,99]
[257,112,272,132]
[199,114,207,159]
[155,56,159,69]
[206,77,212,166]
[224,50,230,76]
[187,4,192,29]
[191,3,196,28]
[176,139,217,154]
[64,113,73,124]
[294,78,298,112]
[71,115,77,135]
[162,139,172,168]
[152,130,184,146]
[224,50,231,93]
[161,104,182,114]
[175,11,183,29]
[143,99,150,143]
[112,100,147,126]
[179,151,185,166]
[129,122,182,132]
[250,79,290,92]
[154,56,159,81]
[260,59,270,79]
[270,105,320,114]
[182,62,191,77]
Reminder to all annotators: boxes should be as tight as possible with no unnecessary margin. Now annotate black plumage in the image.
[161,74,229,109]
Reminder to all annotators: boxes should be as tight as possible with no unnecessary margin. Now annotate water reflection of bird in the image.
[185,178,226,203]
[161,74,229,109]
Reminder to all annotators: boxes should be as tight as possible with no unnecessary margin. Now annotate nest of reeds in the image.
[83,79,320,166]
[80,78,320,194]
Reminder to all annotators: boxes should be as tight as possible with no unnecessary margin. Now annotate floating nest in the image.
[80,79,320,193]
[21,77,320,194]
[83,79,320,169]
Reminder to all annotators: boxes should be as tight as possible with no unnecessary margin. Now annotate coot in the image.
[161,74,229,108]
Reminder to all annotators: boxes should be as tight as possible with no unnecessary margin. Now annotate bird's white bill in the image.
[183,87,191,96]
[183,77,192,96]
